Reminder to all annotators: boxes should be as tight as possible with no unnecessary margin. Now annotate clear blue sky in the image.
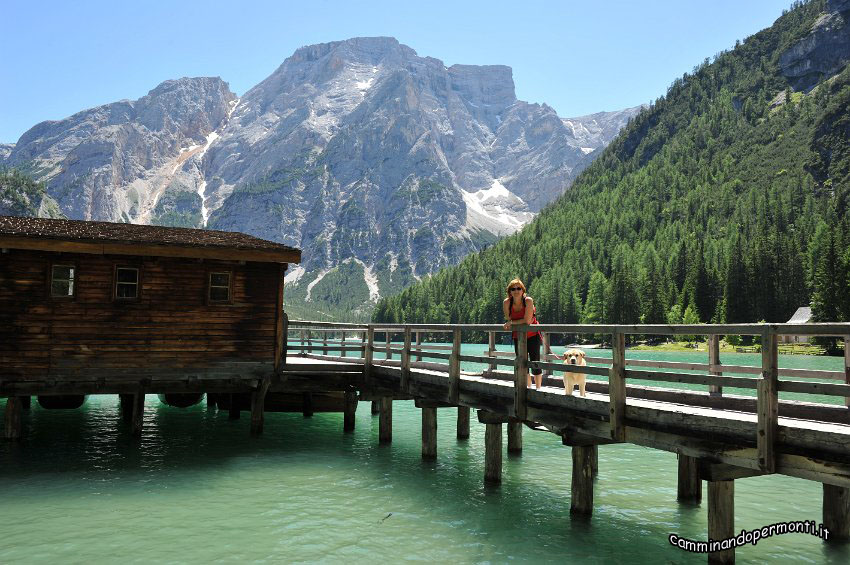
[1,0,795,143]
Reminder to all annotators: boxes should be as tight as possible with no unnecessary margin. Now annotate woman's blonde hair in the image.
[506,278,526,299]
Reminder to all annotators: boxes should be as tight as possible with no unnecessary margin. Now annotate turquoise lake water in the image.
[1,347,848,564]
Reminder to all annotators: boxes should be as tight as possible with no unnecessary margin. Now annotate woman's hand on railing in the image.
[503,321,511,331]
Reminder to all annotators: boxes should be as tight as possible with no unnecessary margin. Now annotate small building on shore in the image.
[0,215,300,397]
[780,306,812,344]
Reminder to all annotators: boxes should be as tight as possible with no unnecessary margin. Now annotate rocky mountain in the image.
[2,37,641,320]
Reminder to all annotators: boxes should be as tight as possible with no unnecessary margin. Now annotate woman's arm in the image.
[523,296,535,325]
[502,298,511,330]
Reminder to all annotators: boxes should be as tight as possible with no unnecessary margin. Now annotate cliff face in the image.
[2,37,640,317]
[780,0,850,90]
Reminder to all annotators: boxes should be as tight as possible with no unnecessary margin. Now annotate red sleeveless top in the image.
[510,296,540,340]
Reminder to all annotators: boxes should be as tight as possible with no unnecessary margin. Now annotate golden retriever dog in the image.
[562,349,587,396]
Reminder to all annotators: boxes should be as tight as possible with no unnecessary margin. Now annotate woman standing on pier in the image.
[503,278,543,389]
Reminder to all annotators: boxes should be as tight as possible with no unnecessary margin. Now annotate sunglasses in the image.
[509,287,523,292]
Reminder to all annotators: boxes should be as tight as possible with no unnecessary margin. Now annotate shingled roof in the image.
[0,216,301,264]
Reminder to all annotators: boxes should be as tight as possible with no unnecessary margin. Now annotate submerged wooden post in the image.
[119,393,134,423]
[379,397,392,444]
[514,331,528,420]
[448,328,461,403]
[708,334,722,396]
[484,423,503,484]
[677,454,702,503]
[131,391,145,437]
[422,406,437,459]
[4,396,22,440]
[457,406,470,440]
[571,445,595,515]
[229,394,240,419]
[823,483,850,541]
[609,330,626,442]
[343,390,358,432]
[302,392,313,418]
[507,421,523,453]
[708,480,735,564]
[250,377,271,436]
[487,331,496,374]
[757,329,778,473]
[401,327,411,392]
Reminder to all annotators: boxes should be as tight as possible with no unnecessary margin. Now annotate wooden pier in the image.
[4,319,850,563]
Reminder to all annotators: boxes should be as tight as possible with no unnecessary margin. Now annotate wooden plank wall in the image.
[0,249,281,378]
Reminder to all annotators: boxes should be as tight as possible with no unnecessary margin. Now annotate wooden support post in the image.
[361,330,367,360]
[823,483,850,541]
[514,331,528,420]
[422,406,437,459]
[385,331,391,360]
[340,331,346,359]
[364,326,374,382]
[571,445,595,516]
[250,377,271,436]
[488,331,496,374]
[677,454,702,504]
[343,390,358,432]
[379,397,392,444]
[4,396,22,440]
[507,421,523,453]
[19,396,31,410]
[229,394,241,419]
[119,393,134,423]
[708,480,735,564]
[401,327,411,392]
[131,391,145,437]
[322,330,328,355]
[844,335,850,408]
[457,406,470,440]
[757,330,778,473]
[484,422,503,484]
[415,331,422,362]
[448,328,461,403]
[371,400,379,415]
[206,393,217,410]
[302,392,313,418]
[708,334,722,397]
[609,330,626,442]
[591,445,598,479]
[280,311,289,366]
[542,332,551,356]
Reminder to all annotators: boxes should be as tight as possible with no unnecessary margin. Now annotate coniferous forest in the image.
[373,0,850,337]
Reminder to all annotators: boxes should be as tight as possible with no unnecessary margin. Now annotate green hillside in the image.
[373,0,850,334]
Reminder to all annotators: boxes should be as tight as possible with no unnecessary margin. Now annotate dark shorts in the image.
[513,333,542,375]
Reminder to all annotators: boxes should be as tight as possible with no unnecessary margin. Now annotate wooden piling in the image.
[379,397,392,444]
[677,454,702,503]
[131,392,145,437]
[20,396,31,410]
[250,377,271,436]
[507,421,523,454]
[457,406,470,440]
[302,392,313,418]
[371,400,379,415]
[229,394,240,419]
[591,445,598,479]
[570,445,595,515]
[824,483,850,541]
[119,393,134,423]
[484,422,503,484]
[343,391,358,432]
[422,406,437,459]
[206,393,217,410]
[708,480,735,564]
[4,396,22,440]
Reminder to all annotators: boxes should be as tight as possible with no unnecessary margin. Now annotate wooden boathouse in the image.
[0,215,300,435]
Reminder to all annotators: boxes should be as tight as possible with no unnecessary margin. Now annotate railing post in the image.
[300,329,306,354]
[609,329,626,442]
[385,331,392,360]
[708,334,722,397]
[360,330,367,360]
[757,328,778,473]
[488,330,496,374]
[415,331,422,362]
[364,325,374,382]
[281,312,289,367]
[514,330,528,420]
[340,331,346,359]
[448,328,461,404]
[322,329,328,356]
[308,330,313,354]
[401,326,412,392]
[844,335,850,408]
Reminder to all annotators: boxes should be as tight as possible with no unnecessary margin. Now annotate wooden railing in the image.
[286,321,850,471]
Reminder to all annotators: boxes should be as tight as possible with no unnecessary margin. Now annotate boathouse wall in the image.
[0,248,284,379]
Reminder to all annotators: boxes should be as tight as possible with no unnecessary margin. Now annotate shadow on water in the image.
[1,396,845,563]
